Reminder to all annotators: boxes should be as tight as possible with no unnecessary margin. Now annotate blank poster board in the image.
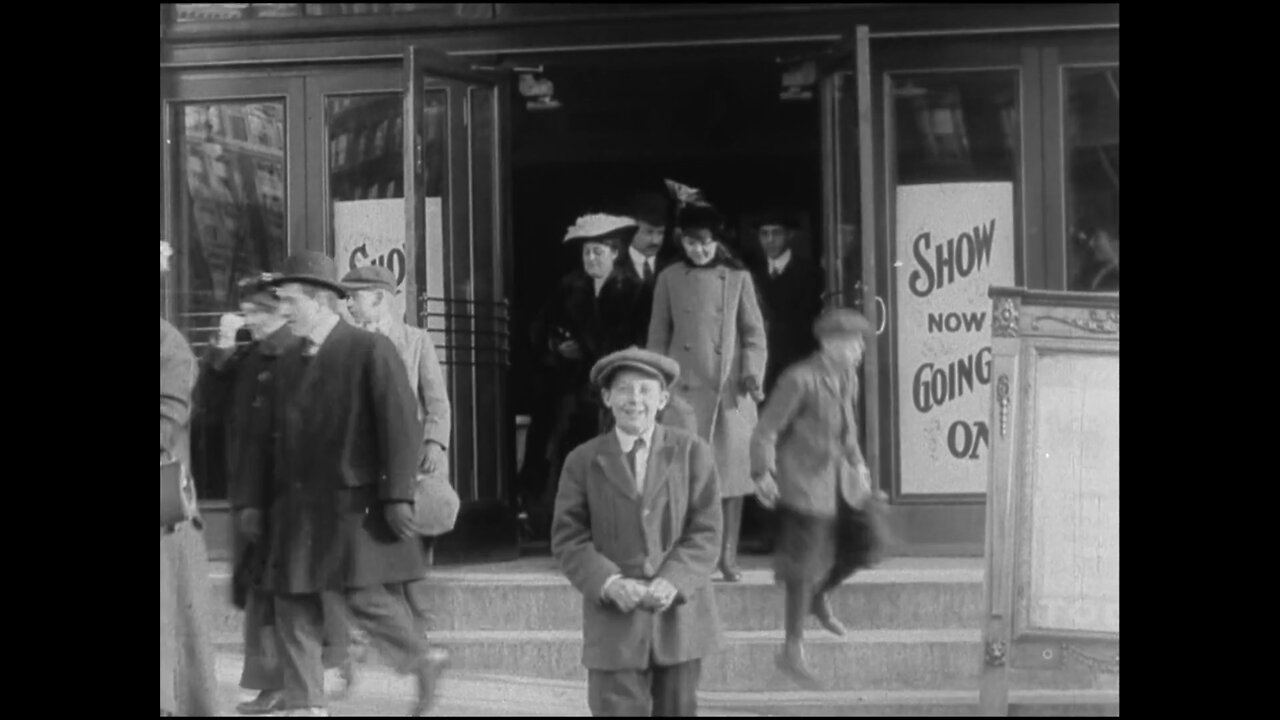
[1026,351,1119,636]
[981,288,1120,715]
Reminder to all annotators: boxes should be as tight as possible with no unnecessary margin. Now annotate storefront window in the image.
[328,93,408,319]
[893,71,1019,185]
[889,70,1020,498]
[174,100,288,501]
[1064,66,1119,293]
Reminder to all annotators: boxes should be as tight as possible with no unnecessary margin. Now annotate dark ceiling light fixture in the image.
[779,61,815,102]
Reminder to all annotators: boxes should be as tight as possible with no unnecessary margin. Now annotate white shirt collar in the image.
[615,424,657,453]
[769,249,793,275]
[630,246,655,273]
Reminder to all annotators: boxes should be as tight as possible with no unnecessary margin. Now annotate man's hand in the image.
[384,502,417,539]
[238,509,263,543]
[217,313,245,349]
[603,577,649,613]
[740,376,765,403]
[753,473,781,510]
[642,577,679,612]
[422,442,446,475]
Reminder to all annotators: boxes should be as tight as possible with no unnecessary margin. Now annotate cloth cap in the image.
[590,347,681,389]
[813,308,874,339]
[270,251,348,298]
[237,273,282,309]
[342,265,398,294]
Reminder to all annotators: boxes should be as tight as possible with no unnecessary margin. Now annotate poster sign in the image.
[335,199,409,321]
[895,183,1016,495]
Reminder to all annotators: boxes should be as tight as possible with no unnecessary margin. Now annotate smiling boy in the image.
[552,347,725,716]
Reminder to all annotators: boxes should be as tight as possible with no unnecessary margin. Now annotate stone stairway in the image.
[206,556,1118,715]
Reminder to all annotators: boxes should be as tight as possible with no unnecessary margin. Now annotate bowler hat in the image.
[590,347,681,389]
[630,191,671,228]
[342,265,398,294]
[813,308,874,339]
[271,251,348,298]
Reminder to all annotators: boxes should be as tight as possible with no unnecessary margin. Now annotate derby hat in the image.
[270,251,348,298]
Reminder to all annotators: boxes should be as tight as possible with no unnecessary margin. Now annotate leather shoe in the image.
[235,690,285,715]
[775,643,823,690]
[811,593,848,637]
[411,647,451,716]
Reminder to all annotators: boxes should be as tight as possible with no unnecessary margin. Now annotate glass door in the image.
[870,38,1042,552]
[403,47,517,558]
[817,26,884,498]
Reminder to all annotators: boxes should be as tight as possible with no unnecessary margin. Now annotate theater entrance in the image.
[498,34,880,556]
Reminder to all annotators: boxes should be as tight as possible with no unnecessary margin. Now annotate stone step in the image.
[205,558,983,636]
[215,651,1117,716]
[214,628,1113,694]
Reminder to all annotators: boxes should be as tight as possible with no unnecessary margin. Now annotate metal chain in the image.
[1060,643,1119,674]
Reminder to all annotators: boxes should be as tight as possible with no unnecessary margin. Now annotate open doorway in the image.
[507,49,826,553]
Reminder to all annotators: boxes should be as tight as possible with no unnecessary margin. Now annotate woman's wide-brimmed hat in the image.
[564,213,638,250]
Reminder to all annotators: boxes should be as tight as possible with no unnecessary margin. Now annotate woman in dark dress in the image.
[534,214,647,515]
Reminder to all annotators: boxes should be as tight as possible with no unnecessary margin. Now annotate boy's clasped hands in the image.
[603,576,680,613]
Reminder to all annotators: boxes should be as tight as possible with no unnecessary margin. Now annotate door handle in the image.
[874,296,887,335]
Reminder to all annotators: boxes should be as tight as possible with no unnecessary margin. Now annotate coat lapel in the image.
[594,433,640,501]
[641,426,676,507]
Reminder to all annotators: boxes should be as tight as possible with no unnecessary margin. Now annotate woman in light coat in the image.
[160,240,220,717]
[648,197,768,582]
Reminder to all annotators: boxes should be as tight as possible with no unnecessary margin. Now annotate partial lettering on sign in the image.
[335,199,409,322]
[895,183,1016,495]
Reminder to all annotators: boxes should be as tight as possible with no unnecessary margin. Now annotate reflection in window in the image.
[328,94,403,203]
[1065,67,1119,293]
[892,72,1019,185]
[174,101,288,502]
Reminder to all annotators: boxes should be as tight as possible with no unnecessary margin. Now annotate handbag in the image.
[410,469,460,537]
[160,453,197,529]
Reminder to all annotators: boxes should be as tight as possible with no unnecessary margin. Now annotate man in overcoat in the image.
[614,191,677,347]
[203,274,299,714]
[552,347,726,717]
[244,251,443,717]
[751,209,825,396]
